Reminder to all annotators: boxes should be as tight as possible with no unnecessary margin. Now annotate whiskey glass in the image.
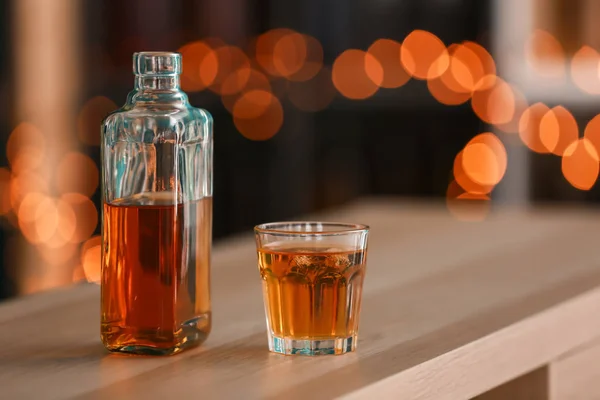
[254,222,369,355]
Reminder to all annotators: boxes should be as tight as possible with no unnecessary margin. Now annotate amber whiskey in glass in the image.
[255,223,369,355]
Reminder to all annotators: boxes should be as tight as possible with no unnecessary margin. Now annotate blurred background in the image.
[1,0,600,300]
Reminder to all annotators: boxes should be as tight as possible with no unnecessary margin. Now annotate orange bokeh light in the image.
[584,114,600,156]
[401,30,449,80]
[7,122,45,174]
[462,133,507,187]
[61,193,98,244]
[428,77,471,105]
[432,44,471,97]
[18,194,76,247]
[287,34,323,82]
[220,67,253,97]
[364,54,385,88]
[18,192,48,243]
[471,77,516,126]
[178,41,219,92]
[255,28,296,77]
[17,192,45,225]
[272,32,307,78]
[538,106,578,155]
[56,152,99,197]
[10,171,49,210]
[571,45,600,95]
[209,46,251,95]
[561,138,599,190]
[525,29,566,78]
[9,149,45,177]
[449,44,484,93]
[462,41,496,89]
[436,45,471,94]
[332,49,383,99]
[233,90,284,140]
[453,151,494,194]
[519,103,552,153]
[287,67,336,112]
[78,96,118,146]
[221,68,272,114]
[34,197,76,247]
[0,168,10,215]
[43,198,77,249]
[427,45,471,106]
[367,39,410,89]
[232,90,273,119]
[81,235,102,284]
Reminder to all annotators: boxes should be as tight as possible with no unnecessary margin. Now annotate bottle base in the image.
[268,333,357,356]
[102,313,211,356]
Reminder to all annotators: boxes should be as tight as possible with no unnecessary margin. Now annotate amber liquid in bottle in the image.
[101,193,212,355]
[258,244,366,339]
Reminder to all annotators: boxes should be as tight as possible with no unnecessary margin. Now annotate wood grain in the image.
[2,199,600,399]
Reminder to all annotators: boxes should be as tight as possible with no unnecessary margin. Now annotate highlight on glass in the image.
[254,222,369,355]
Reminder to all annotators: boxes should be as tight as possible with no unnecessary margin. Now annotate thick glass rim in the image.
[254,221,369,236]
[133,52,182,76]
[133,51,181,57]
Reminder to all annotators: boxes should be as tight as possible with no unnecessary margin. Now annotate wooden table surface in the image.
[3,198,600,400]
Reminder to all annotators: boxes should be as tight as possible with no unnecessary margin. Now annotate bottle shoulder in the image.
[103,102,212,123]
[102,104,213,144]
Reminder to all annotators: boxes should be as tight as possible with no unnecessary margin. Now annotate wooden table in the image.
[2,198,600,399]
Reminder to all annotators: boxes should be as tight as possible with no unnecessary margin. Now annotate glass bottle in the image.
[100,52,213,355]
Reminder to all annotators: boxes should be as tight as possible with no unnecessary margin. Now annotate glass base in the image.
[268,333,357,355]
[107,342,198,356]
[102,314,211,356]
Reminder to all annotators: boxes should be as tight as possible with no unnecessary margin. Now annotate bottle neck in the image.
[134,75,180,90]
[127,74,188,106]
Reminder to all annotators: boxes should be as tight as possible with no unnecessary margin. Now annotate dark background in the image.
[0,0,596,300]
[88,0,489,235]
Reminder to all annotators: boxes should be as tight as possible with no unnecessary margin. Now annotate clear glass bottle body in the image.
[101,52,213,355]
